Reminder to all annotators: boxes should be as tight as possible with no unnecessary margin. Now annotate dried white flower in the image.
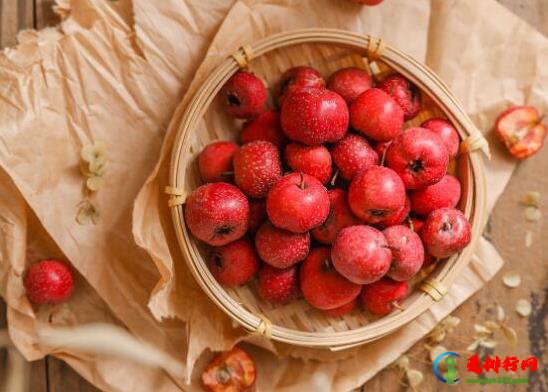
[496,305,506,322]
[76,201,99,225]
[524,206,541,222]
[522,191,540,208]
[406,369,424,388]
[501,325,517,343]
[394,355,410,370]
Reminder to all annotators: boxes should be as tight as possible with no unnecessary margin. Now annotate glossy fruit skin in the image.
[201,346,256,392]
[241,111,287,148]
[221,71,266,119]
[378,74,421,120]
[495,106,547,159]
[409,217,425,234]
[348,166,407,224]
[377,196,410,228]
[421,118,460,158]
[255,222,310,269]
[281,88,349,145]
[248,199,267,233]
[258,264,300,303]
[284,143,332,184]
[266,173,330,233]
[277,66,325,104]
[300,247,361,310]
[327,67,372,104]
[198,141,239,183]
[386,127,449,189]
[311,189,362,244]
[410,174,461,216]
[331,134,379,181]
[361,278,409,315]
[421,207,472,258]
[383,225,424,281]
[331,225,392,284]
[323,298,357,317]
[208,240,259,287]
[185,183,249,246]
[233,141,283,198]
[24,260,74,304]
[350,88,404,142]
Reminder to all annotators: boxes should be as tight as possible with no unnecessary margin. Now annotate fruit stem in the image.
[330,170,339,187]
[380,145,389,166]
[407,217,414,232]
[391,301,405,311]
[298,172,305,190]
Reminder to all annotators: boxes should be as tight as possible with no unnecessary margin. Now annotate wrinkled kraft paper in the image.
[0,0,546,390]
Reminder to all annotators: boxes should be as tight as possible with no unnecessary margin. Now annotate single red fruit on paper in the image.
[495,106,547,159]
[201,346,256,392]
[24,260,74,304]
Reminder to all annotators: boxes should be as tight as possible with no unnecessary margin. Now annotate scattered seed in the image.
[429,329,446,343]
[502,272,521,288]
[394,355,410,370]
[466,339,481,352]
[481,338,497,349]
[443,316,461,328]
[76,201,99,225]
[522,191,540,207]
[474,324,491,334]
[406,369,424,388]
[515,299,532,317]
[525,230,533,247]
[496,305,506,322]
[524,206,541,222]
[86,176,105,192]
[501,325,517,343]
[484,321,500,331]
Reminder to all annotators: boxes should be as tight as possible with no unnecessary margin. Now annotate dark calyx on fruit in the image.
[227,93,241,107]
[408,159,424,173]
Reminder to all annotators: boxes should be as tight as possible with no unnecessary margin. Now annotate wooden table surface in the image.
[0,1,546,391]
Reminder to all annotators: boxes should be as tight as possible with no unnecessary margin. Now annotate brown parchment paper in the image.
[0,0,546,391]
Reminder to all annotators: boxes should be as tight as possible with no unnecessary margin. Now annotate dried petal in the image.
[443,316,461,328]
[429,345,447,364]
[502,272,521,288]
[80,145,97,162]
[480,338,497,349]
[466,339,481,352]
[474,324,491,335]
[86,176,105,192]
[406,369,424,388]
[501,325,518,343]
[515,299,532,317]
[522,191,540,207]
[394,355,410,370]
[496,305,506,322]
[89,155,108,176]
[429,329,446,343]
[76,201,99,225]
[484,321,501,331]
[525,230,533,247]
[524,206,541,222]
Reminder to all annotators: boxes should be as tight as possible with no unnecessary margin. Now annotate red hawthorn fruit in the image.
[284,142,332,184]
[208,239,259,287]
[311,189,362,245]
[254,221,310,269]
[233,141,283,198]
[221,71,266,119]
[383,225,424,281]
[185,183,249,246]
[198,141,239,183]
[331,225,392,284]
[241,111,287,148]
[323,298,357,317]
[277,66,325,105]
[421,207,472,258]
[331,133,379,181]
[327,67,372,104]
[258,264,300,304]
[410,174,462,216]
[385,127,449,189]
[350,88,404,142]
[421,118,460,158]
[361,278,409,316]
[266,173,330,233]
[281,88,349,145]
[348,166,407,224]
[378,74,421,120]
[300,247,362,310]
[495,106,547,159]
[201,346,256,392]
[24,260,74,304]
[408,217,425,234]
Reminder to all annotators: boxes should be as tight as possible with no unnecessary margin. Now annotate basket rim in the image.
[168,28,488,349]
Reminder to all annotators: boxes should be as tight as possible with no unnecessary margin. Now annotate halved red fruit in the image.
[495,106,546,159]
[201,347,256,392]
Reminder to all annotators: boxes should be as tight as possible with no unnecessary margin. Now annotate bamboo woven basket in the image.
[167,29,489,350]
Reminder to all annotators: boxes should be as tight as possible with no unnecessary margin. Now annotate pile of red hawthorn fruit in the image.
[185,65,471,317]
